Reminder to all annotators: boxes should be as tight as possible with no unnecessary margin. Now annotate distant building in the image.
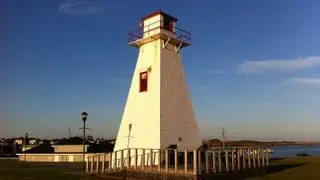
[14,139,23,145]
[50,140,58,145]
[22,144,38,152]
[29,139,37,145]
[108,139,116,144]
[16,137,114,162]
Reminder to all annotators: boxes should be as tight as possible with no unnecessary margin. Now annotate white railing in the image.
[0,157,19,161]
[128,20,191,44]
[86,147,269,175]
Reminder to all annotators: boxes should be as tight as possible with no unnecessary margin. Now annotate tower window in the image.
[139,71,148,92]
[163,15,173,32]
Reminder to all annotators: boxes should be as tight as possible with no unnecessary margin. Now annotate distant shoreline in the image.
[204,139,320,148]
[267,142,320,147]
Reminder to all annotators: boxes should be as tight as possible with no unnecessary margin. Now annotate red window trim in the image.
[139,71,148,92]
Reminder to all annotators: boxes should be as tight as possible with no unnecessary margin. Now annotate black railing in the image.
[128,20,191,44]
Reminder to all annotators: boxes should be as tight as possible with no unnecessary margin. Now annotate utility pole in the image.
[68,127,72,138]
[221,128,226,150]
[125,123,134,149]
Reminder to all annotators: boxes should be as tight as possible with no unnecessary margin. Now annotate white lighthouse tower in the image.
[114,10,202,154]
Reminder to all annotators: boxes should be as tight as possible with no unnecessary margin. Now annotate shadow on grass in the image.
[83,159,309,180]
[266,162,307,174]
[198,162,307,180]
[91,162,307,180]
[269,157,288,161]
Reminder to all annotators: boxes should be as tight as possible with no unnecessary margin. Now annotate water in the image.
[270,144,320,158]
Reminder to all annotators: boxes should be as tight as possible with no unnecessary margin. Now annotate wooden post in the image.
[266,150,269,166]
[150,149,153,170]
[121,150,124,169]
[231,149,235,171]
[90,156,94,173]
[248,149,251,168]
[262,149,265,166]
[114,152,117,170]
[260,148,263,167]
[193,150,197,175]
[165,149,168,172]
[184,149,188,173]
[218,150,222,172]
[102,154,105,173]
[253,149,256,168]
[96,155,100,173]
[242,149,246,169]
[174,149,178,173]
[225,150,229,172]
[109,153,112,171]
[146,151,149,168]
[198,150,202,174]
[128,149,131,168]
[142,149,145,170]
[212,151,216,173]
[135,149,138,169]
[237,149,241,170]
[158,149,161,172]
[86,157,89,173]
[205,151,209,173]
[257,148,261,167]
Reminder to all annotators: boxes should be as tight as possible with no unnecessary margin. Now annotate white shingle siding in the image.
[114,40,161,151]
[160,43,202,151]
[114,36,202,152]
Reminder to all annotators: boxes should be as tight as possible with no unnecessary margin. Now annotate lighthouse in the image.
[114,10,202,153]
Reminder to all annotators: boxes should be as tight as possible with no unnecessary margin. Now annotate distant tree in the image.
[86,135,94,141]
[42,139,50,145]
[209,139,222,143]
[5,139,15,144]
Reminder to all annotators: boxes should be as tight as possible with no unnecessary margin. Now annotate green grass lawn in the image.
[247,157,320,180]
[0,161,108,180]
[1,157,320,180]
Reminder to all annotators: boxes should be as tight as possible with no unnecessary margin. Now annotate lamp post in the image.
[127,123,132,149]
[81,111,88,173]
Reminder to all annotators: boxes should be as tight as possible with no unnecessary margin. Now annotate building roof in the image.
[54,137,89,145]
[21,142,114,154]
[141,9,178,22]
[23,144,54,154]
[87,143,114,153]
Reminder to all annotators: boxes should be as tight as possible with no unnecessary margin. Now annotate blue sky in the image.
[1,0,320,141]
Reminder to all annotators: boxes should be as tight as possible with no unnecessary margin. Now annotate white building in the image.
[113,10,202,160]
[29,139,37,145]
[17,137,114,162]
[14,139,23,145]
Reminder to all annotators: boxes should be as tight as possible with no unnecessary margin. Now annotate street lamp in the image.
[81,111,88,173]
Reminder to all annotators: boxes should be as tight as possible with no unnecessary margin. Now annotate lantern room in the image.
[140,9,177,37]
[128,10,191,49]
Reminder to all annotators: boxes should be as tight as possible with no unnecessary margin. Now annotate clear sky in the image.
[1,0,320,141]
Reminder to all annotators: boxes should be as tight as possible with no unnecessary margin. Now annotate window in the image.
[163,15,173,32]
[139,71,148,92]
